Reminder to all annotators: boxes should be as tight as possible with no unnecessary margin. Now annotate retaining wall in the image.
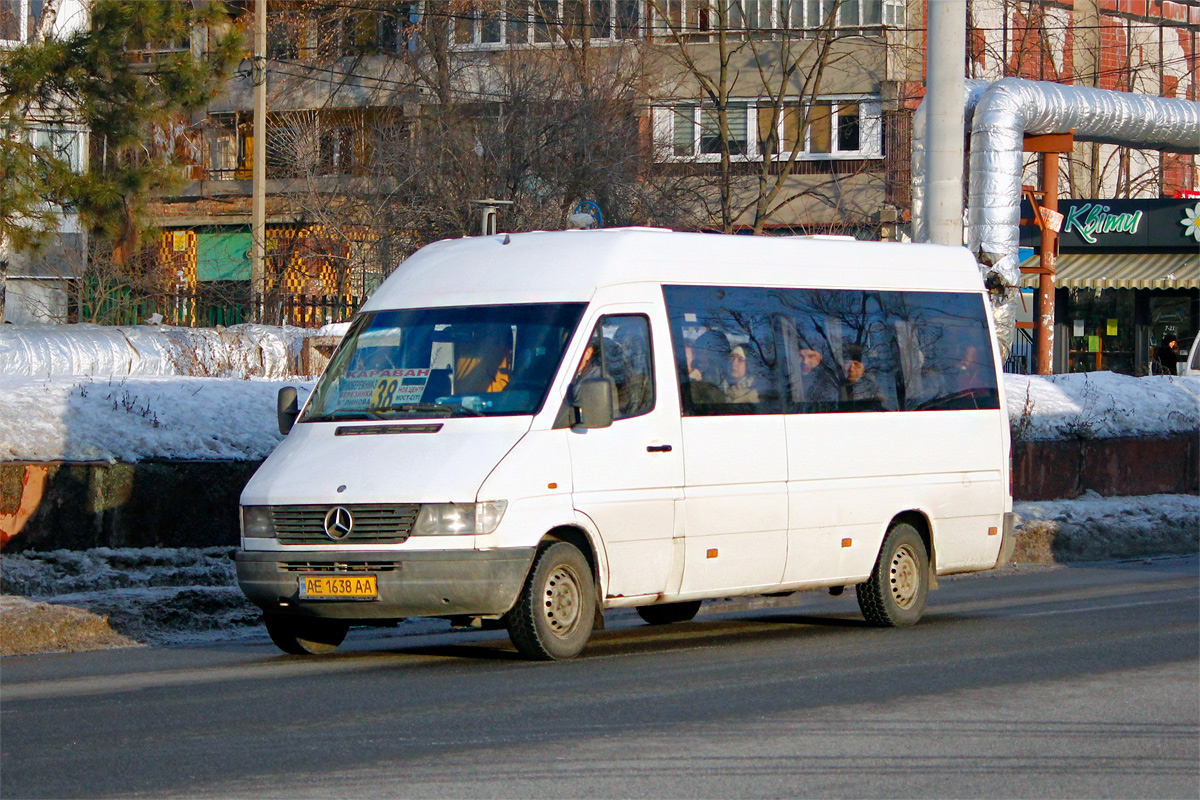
[2,434,1197,552]
[1011,434,1199,501]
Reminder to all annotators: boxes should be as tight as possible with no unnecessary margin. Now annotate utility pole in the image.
[925,0,966,247]
[251,0,267,321]
[1021,133,1073,375]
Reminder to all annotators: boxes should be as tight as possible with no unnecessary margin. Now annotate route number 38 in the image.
[370,377,401,408]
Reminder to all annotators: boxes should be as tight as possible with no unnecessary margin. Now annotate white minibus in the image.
[237,229,1015,659]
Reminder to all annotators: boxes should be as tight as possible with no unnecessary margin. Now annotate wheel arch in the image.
[889,510,938,588]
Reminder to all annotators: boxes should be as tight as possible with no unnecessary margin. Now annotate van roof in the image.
[362,228,985,312]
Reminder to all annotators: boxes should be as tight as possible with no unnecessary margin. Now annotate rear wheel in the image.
[636,600,702,625]
[264,614,349,655]
[857,523,929,627]
[506,541,596,660]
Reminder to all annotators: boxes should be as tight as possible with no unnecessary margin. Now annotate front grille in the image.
[271,504,420,545]
[279,561,401,573]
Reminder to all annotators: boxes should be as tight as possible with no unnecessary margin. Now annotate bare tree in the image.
[646,0,887,234]
[256,0,696,298]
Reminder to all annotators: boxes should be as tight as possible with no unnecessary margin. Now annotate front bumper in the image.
[236,547,537,621]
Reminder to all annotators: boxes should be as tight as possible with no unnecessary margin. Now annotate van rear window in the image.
[664,285,999,416]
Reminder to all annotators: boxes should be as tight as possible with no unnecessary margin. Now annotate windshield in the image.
[301,303,586,421]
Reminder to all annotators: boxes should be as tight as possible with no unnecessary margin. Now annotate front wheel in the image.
[857,523,929,627]
[264,614,349,655]
[636,600,702,625]
[505,541,596,660]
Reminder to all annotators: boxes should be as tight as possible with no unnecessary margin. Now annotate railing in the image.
[1004,327,1036,374]
[71,288,362,329]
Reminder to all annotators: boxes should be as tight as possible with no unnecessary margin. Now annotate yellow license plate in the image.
[299,574,378,600]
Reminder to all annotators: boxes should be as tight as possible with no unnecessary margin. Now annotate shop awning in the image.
[1020,252,1200,289]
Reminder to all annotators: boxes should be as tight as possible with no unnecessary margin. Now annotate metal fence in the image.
[72,288,362,328]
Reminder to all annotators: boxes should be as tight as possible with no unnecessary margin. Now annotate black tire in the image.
[635,600,702,625]
[505,541,596,660]
[264,614,349,655]
[857,523,929,627]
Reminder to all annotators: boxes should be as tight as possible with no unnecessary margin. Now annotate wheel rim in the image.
[543,564,583,639]
[888,543,921,610]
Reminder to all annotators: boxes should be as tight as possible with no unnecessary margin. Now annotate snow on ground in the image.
[1013,493,1199,563]
[1007,372,1200,440]
[0,375,312,463]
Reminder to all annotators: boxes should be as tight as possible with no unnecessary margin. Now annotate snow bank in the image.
[0,375,313,462]
[0,323,332,379]
[1013,493,1199,562]
[1006,372,1198,440]
[1,371,1194,464]
[0,546,260,649]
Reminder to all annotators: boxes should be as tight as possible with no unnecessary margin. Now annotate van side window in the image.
[666,284,999,416]
[664,285,783,417]
[573,315,655,420]
[892,292,1000,410]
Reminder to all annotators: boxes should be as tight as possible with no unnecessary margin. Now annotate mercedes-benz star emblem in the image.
[323,506,354,541]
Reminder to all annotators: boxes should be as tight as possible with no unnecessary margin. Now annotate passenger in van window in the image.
[839,345,885,410]
[954,343,988,393]
[792,347,839,410]
[680,331,728,409]
[722,345,762,404]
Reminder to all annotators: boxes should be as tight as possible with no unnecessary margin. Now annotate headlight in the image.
[412,501,507,536]
[241,506,274,538]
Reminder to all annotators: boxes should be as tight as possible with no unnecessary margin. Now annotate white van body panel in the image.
[242,417,529,509]
[679,416,789,594]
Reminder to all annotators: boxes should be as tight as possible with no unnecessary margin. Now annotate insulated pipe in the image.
[923,0,968,247]
[967,78,1200,290]
[911,80,990,244]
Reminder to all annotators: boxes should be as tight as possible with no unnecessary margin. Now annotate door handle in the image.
[646,444,673,453]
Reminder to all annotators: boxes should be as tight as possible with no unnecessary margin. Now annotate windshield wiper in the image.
[308,410,391,422]
[392,402,486,417]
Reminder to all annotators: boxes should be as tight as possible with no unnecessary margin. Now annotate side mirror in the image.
[277,386,299,435]
[571,377,614,429]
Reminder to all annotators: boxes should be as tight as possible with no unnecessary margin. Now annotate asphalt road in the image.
[2,556,1197,799]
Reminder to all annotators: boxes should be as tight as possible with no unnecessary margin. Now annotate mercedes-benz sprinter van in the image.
[237,229,1014,659]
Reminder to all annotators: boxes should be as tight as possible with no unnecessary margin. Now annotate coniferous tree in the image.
[1,0,242,267]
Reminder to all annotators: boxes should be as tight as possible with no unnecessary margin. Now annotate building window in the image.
[655,97,881,161]
[1,0,29,45]
[650,0,904,34]
[29,125,83,173]
[453,0,640,46]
